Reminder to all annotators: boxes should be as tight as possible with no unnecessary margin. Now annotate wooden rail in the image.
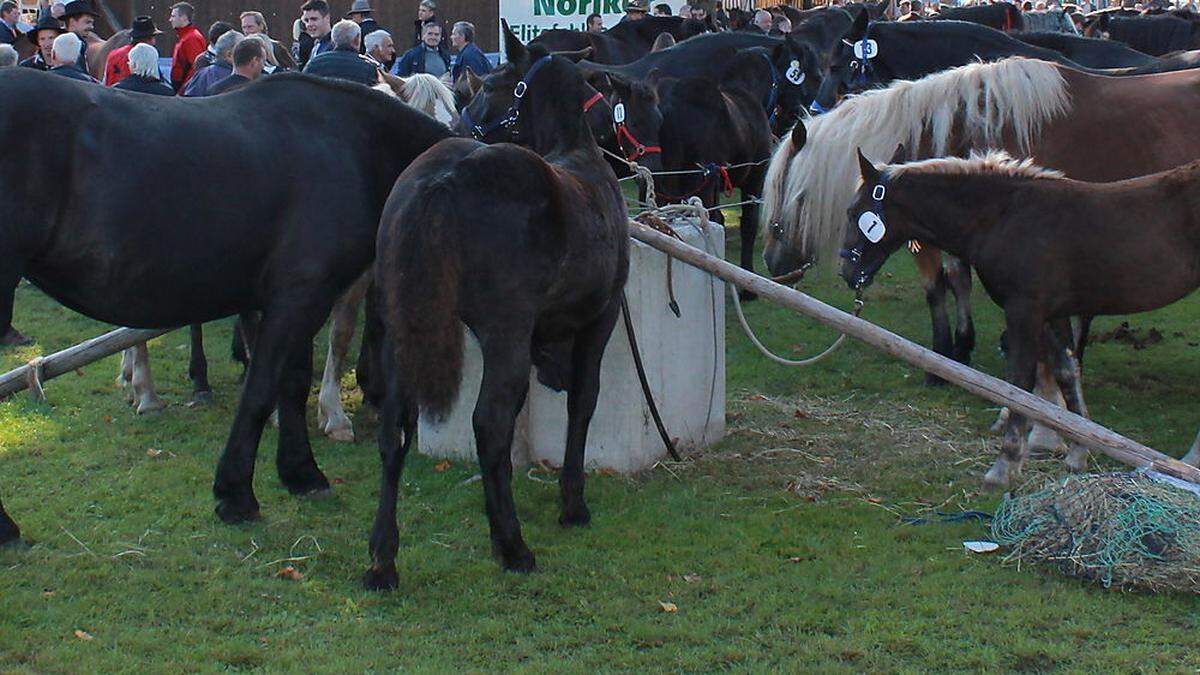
[0,328,170,400]
[628,221,1200,485]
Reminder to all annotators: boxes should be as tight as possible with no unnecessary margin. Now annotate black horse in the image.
[934,4,1025,32]
[584,31,821,135]
[1014,30,1159,68]
[0,69,451,547]
[364,47,628,588]
[530,15,711,64]
[1095,13,1200,56]
[810,16,1089,113]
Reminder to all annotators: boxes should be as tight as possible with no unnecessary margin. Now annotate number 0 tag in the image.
[858,211,886,243]
[785,60,806,85]
[613,103,626,123]
[853,39,879,60]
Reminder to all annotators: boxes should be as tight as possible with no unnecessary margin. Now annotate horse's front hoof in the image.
[324,425,355,444]
[502,547,538,574]
[1027,425,1063,454]
[300,487,333,500]
[362,564,399,591]
[0,536,30,551]
[0,328,33,347]
[191,390,214,406]
[559,503,591,528]
[280,463,331,497]
[214,492,261,524]
[136,397,167,415]
[1065,445,1089,473]
[982,458,1017,490]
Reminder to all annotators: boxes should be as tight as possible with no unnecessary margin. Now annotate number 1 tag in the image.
[853,39,879,60]
[613,103,626,123]
[858,211,886,243]
[785,60,806,85]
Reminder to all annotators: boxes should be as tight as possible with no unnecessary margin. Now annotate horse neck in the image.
[887,172,1012,259]
[522,88,594,159]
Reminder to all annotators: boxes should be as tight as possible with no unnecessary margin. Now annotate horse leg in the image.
[944,255,976,365]
[274,337,332,498]
[356,282,385,410]
[188,324,213,404]
[738,171,764,300]
[212,306,328,523]
[559,304,621,527]
[474,331,536,572]
[318,273,370,443]
[915,249,952,386]
[363,346,417,591]
[117,347,135,403]
[1182,428,1200,467]
[984,306,1039,488]
[0,494,21,548]
[0,268,31,347]
[1044,320,1092,472]
[1073,315,1093,369]
[131,341,165,414]
[1026,360,1066,454]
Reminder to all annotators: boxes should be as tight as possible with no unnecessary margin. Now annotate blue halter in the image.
[460,55,553,141]
[761,52,781,124]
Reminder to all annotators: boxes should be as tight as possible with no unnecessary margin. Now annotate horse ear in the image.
[552,46,593,63]
[888,144,906,164]
[651,32,675,52]
[502,19,527,63]
[607,72,631,100]
[857,148,881,184]
[790,120,807,151]
[464,67,483,96]
[849,7,869,40]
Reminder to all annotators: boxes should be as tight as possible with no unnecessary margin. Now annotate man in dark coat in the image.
[304,18,378,85]
[412,0,445,48]
[48,31,96,81]
[60,0,97,72]
[103,15,161,86]
[211,36,265,94]
[298,0,333,69]
[113,42,173,94]
[19,14,62,70]
[0,1,20,46]
[449,21,491,81]
[182,28,239,96]
[393,20,449,77]
[345,0,383,53]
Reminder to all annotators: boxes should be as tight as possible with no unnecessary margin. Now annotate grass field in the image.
[3,214,1200,671]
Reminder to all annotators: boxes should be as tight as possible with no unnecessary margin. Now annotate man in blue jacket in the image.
[304,18,379,85]
[449,21,491,82]
[392,20,449,78]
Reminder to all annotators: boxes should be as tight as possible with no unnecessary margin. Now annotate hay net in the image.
[991,471,1200,593]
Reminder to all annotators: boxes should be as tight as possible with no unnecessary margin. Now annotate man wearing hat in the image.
[60,0,97,71]
[19,13,62,70]
[0,1,20,46]
[346,0,383,53]
[103,15,160,86]
[622,0,649,22]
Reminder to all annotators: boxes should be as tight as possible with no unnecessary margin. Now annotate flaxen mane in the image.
[886,150,1064,180]
[760,57,1071,267]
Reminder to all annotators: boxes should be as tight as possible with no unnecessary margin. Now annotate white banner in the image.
[500,0,628,46]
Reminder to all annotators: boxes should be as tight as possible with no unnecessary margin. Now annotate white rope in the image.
[728,280,849,367]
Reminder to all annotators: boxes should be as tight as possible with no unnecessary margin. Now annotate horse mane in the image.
[400,73,457,126]
[760,57,1070,267]
[886,150,1064,181]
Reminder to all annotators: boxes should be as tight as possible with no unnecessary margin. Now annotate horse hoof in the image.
[503,549,538,574]
[300,487,333,500]
[1027,425,1062,453]
[325,426,355,444]
[982,459,1015,490]
[1065,446,1089,473]
[362,565,399,591]
[191,391,214,406]
[136,398,167,415]
[559,504,591,528]
[214,494,261,524]
[924,373,948,387]
[737,289,759,302]
[0,328,33,347]
[281,465,331,497]
[0,537,30,551]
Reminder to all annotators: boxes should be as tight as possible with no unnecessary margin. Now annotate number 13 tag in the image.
[853,39,879,60]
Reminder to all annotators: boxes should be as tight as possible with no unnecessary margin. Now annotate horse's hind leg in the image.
[559,303,621,528]
[474,331,536,572]
[363,346,417,591]
[188,324,213,404]
[1046,320,1091,472]
[0,267,31,347]
[1026,361,1065,454]
[984,305,1039,488]
[275,338,331,498]
[117,347,135,403]
[737,169,765,300]
[0,495,21,548]
[944,255,976,365]
[130,342,165,414]
[318,273,370,443]
[915,249,952,385]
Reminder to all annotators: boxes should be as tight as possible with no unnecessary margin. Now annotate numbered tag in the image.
[853,38,879,60]
[613,103,626,124]
[785,60,806,85]
[858,211,886,243]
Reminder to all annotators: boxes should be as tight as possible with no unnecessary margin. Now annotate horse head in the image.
[809,7,887,114]
[839,145,909,291]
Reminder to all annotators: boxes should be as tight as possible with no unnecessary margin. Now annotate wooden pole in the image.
[627,221,1200,484]
[0,327,170,400]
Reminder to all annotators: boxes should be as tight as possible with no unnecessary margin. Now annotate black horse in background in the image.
[584,31,821,135]
[364,42,629,588]
[934,3,1025,32]
[530,15,711,64]
[1014,30,1158,68]
[0,69,451,547]
[1089,12,1200,56]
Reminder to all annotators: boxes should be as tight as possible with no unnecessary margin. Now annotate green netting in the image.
[991,472,1200,593]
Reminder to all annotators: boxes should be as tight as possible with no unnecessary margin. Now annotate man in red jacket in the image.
[104,15,161,85]
[168,1,205,91]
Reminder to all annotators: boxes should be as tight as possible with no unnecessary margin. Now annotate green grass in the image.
[3,213,1200,671]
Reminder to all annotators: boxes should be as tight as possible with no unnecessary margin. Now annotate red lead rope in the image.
[615,123,663,162]
[582,90,605,113]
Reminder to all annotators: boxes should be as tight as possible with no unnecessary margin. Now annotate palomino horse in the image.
[0,70,450,548]
[760,57,1200,473]
[363,44,628,588]
[840,151,1200,485]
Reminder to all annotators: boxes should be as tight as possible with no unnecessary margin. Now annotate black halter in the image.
[460,55,553,141]
[840,174,889,286]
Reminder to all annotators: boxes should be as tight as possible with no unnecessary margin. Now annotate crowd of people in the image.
[0,0,495,98]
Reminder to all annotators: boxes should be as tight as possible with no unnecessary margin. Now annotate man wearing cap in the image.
[103,15,160,86]
[0,2,20,46]
[622,0,649,21]
[168,1,206,91]
[346,0,383,52]
[19,14,62,70]
[60,0,97,71]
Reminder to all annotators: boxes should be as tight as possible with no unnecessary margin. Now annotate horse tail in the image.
[384,179,464,419]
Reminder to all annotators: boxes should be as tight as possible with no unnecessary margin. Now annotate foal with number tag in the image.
[840,149,1200,486]
[363,50,629,589]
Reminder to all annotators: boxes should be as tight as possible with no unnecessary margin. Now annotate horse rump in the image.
[378,178,464,419]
